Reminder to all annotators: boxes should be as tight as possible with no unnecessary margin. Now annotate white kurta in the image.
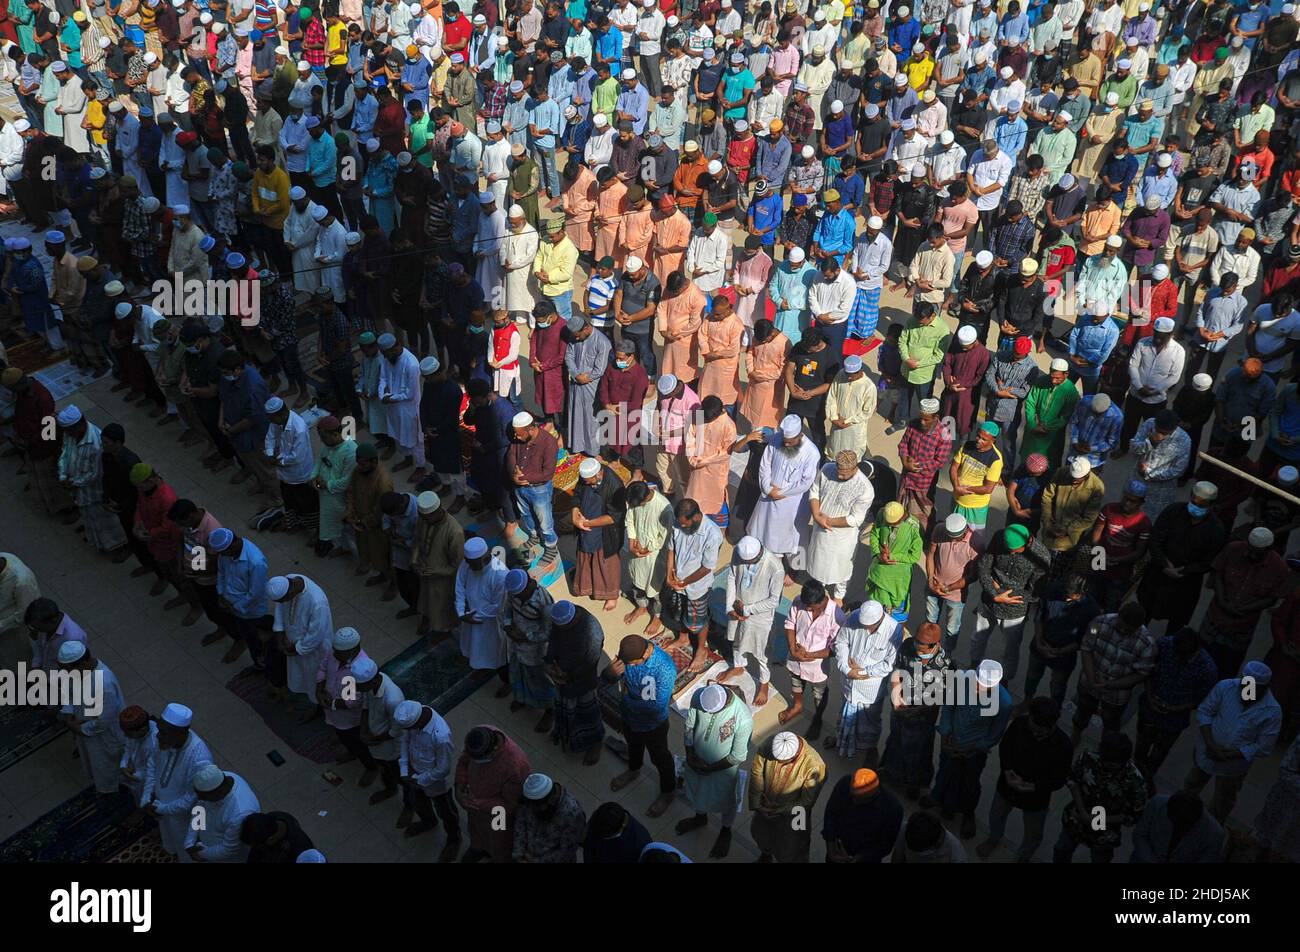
[160,129,188,208]
[474,206,507,296]
[500,226,539,314]
[746,436,821,555]
[724,551,785,660]
[806,466,873,587]
[283,207,322,293]
[183,772,261,863]
[363,673,406,761]
[454,556,509,670]
[272,576,334,699]
[63,661,126,794]
[834,615,901,706]
[823,373,877,459]
[144,730,215,860]
[56,81,90,154]
[685,229,731,292]
[481,138,511,207]
[314,219,349,302]
[398,708,455,796]
[378,348,423,449]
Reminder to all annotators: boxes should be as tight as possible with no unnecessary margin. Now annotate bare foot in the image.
[687,651,710,674]
[777,702,803,725]
[644,617,664,636]
[623,605,647,625]
[753,684,770,707]
[663,635,690,653]
[602,597,619,611]
[610,769,639,792]
[714,666,746,683]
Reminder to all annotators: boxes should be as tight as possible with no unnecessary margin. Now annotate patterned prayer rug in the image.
[381,636,486,715]
[0,787,172,863]
[224,667,345,764]
[0,704,67,772]
[597,633,724,733]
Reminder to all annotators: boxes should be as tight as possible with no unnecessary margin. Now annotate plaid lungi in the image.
[81,502,127,553]
[669,590,711,635]
[26,454,72,515]
[836,696,885,757]
[551,689,605,753]
[846,287,881,340]
[510,660,558,710]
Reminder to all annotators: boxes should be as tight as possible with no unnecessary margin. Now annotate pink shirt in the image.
[770,46,801,97]
[657,387,702,454]
[784,604,842,683]
[941,199,980,254]
[316,649,372,729]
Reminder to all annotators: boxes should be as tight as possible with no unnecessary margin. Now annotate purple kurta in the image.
[530,321,568,416]
[941,344,992,436]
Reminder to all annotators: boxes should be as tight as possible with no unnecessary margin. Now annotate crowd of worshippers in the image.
[2,0,1300,864]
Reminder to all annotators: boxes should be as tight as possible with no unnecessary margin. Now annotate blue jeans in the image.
[548,290,573,322]
[514,482,558,548]
[623,330,656,378]
[533,144,559,198]
[925,593,965,654]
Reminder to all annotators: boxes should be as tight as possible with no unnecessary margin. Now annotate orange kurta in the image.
[651,210,693,287]
[594,178,628,262]
[617,206,655,264]
[562,166,598,253]
[684,412,738,516]
[697,313,745,406]
[738,331,791,430]
[656,284,706,383]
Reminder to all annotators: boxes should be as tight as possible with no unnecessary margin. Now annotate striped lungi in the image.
[551,689,604,753]
[26,454,72,515]
[668,590,711,635]
[846,286,881,340]
[80,502,128,553]
[836,696,885,757]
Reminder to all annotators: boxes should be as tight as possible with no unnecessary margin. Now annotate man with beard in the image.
[455,536,510,680]
[1202,527,1289,679]
[411,491,465,641]
[499,568,556,730]
[570,457,626,611]
[941,325,991,440]
[747,414,822,576]
[833,600,903,766]
[563,315,612,459]
[664,497,723,672]
[806,449,874,602]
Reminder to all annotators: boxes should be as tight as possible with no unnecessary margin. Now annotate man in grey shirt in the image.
[665,498,723,673]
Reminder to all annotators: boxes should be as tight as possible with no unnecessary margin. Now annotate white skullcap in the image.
[512,411,535,428]
[1279,466,1299,485]
[296,850,326,863]
[417,491,440,514]
[1105,234,1123,248]
[1145,195,1162,210]
[420,355,440,375]
[957,325,977,345]
[13,119,30,132]
[1050,358,1069,372]
[801,144,815,158]
[656,374,678,394]
[1069,457,1092,478]
[508,204,525,218]
[376,332,397,348]
[1157,153,1172,168]
[857,600,885,625]
[56,405,83,426]
[771,732,800,761]
[707,159,723,174]
[351,657,378,682]
[919,397,941,414]
[464,537,489,559]
[1091,393,1112,412]
[58,641,87,664]
[734,119,749,131]
[789,247,806,263]
[1193,481,1219,501]
[1154,317,1176,333]
[193,764,226,792]
[736,536,761,560]
[1000,66,1013,78]
[1192,373,1213,391]
[266,576,292,600]
[1152,263,1170,280]
[310,204,330,221]
[264,396,285,413]
[867,215,884,230]
[1106,92,1120,106]
[114,302,133,319]
[578,457,601,479]
[698,683,728,713]
[780,414,802,438]
[944,513,968,536]
[593,113,608,127]
[1117,59,1133,70]
[332,627,361,650]
[976,659,1003,688]
[626,255,644,271]
[844,355,863,373]
[1249,527,1275,549]
[975,250,994,268]
[940,130,954,145]
[173,203,190,216]
[830,99,844,113]
[161,703,193,727]
[523,773,555,800]
[289,185,307,200]
[393,699,423,728]
[477,191,495,206]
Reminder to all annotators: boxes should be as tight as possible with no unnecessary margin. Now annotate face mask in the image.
[222,373,238,382]
[1187,502,1209,518]
[186,345,200,354]
[469,324,485,334]
[615,359,630,369]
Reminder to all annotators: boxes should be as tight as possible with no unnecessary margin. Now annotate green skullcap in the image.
[1003,524,1031,549]
[355,443,378,460]
[1213,47,1229,61]
[979,421,1000,436]
[358,331,377,345]
[129,462,154,485]
[298,7,314,20]
[703,212,719,226]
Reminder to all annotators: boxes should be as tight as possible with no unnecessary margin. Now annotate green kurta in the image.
[1031,128,1078,187]
[311,439,358,542]
[1021,379,1081,469]
[866,515,923,611]
[509,156,541,228]
[898,318,952,386]
[683,690,754,815]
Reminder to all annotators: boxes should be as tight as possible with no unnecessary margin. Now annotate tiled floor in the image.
[0,209,1288,863]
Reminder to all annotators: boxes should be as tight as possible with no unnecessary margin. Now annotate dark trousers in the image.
[195,397,237,458]
[193,580,235,633]
[1185,345,1227,383]
[817,319,848,357]
[248,222,293,273]
[881,709,939,788]
[1134,718,1183,782]
[640,53,663,96]
[624,717,676,794]
[394,567,419,609]
[894,377,936,425]
[1119,392,1164,452]
[621,330,656,378]
[233,614,270,665]
[228,120,255,165]
[309,181,345,221]
[334,725,379,769]
[1071,685,1126,734]
[405,785,461,833]
[323,361,363,420]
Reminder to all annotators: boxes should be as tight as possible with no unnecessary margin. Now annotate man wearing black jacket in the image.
[977,698,1073,862]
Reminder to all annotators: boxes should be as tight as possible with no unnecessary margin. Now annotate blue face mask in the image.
[222,373,238,382]
[186,345,201,354]
[469,324,485,334]
[615,359,630,369]
[1188,502,1209,518]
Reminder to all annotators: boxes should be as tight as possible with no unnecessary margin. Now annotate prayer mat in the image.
[381,636,486,715]
[34,359,102,401]
[0,787,172,863]
[1,336,63,375]
[597,633,724,733]
[0,704,67,772]
[225,666,346,764]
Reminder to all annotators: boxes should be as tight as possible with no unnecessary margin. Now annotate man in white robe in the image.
[481,122,512,208]
[454,536,510,671]
[55,70,90,155]
[185,765,262,863]
[142,702,214,862]
[833,600,902,762]
[282,190,322,293]
[353,656,406,806]
[157,114,188,208]
[746,414,821,566]
[268,574,334,707]
[823,354,877,459]
[685,212,731,292]
[499,206,538,320]
[392,699,461,860]
[58,642,125,795]
[378,333,425,473]
[114,107,152,199]
[720,535,784,707]
[806,451,874,600]
[473,191,507,296]
[313,206,348,303]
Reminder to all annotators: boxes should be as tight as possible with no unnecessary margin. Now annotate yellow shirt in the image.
[952,443,1004,511]
[533,236,579,297]
[328,23,348,66]
[904,57,935,91]
[86,101,107,145]
[252,165,292,230]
